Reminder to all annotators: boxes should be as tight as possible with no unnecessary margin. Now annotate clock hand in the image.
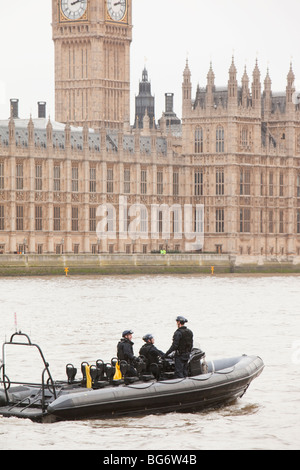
[71,0,84,5]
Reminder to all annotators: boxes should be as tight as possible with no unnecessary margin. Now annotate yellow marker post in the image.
[65,267,69,277]
[211,266,214,274]
[85,365,92,389]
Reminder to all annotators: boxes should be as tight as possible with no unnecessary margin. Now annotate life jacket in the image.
[177,327,193,354]
[117,338,134,362]
[139,343,161,365]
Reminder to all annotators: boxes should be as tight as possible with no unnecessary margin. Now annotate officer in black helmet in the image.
[117,329,137,377]
[165,316,193,378]
[139,334,165,372]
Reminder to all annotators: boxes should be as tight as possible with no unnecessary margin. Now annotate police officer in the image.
[165,316,193,378]
[117,330,137,377]
[139,334,165,371]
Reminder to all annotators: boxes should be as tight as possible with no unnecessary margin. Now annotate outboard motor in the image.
[188,348,208,376]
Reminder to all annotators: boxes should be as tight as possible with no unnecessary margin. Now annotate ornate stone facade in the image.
[182,58,300,256]
[0,1,300,256]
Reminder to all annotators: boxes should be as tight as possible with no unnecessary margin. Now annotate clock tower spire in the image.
[52,0,132,130]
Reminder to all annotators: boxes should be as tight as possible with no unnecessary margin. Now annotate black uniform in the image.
[139,343,165,371]
[165,326,193,378]
[117,337,137,376]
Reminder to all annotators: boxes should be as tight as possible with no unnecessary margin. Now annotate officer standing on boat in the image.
[165,316,193,378]
[117,330,137,377]
[139,334,165,371]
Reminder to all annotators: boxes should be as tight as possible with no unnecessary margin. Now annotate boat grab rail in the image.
[1,331,57,408]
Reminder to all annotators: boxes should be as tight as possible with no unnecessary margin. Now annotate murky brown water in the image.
[0,274,299,450]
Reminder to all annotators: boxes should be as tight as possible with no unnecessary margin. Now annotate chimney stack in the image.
[10,99,19,119]
[165,93,174,113]
[38,101,46,118]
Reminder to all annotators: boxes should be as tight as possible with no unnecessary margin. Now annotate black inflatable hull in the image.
[47,355,264,422]
[0,355,264,422]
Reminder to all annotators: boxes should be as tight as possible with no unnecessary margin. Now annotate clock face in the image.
[61,0,87,20]
[107,0,127,22]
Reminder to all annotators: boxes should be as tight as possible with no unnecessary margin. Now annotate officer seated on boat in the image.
[117,330,138,377]
[165,316,193,378]
[139,334,165,372]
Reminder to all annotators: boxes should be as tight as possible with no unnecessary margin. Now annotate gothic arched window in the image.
[195,127,203,153]
[216,126,224,153]
[241,127,248,148]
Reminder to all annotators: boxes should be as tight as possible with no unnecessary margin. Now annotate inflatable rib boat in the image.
[0,332,264,423]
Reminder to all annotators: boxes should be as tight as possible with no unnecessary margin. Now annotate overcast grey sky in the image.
[0,0,299,124]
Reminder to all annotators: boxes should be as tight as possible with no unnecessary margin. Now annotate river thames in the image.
[0,274,299,450]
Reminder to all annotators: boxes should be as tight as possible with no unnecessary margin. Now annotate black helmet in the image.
[176,316,188,323]
[122,329,134,337]
[142,334,153,342]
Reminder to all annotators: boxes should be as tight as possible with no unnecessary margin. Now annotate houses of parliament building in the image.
[0,0,300,257]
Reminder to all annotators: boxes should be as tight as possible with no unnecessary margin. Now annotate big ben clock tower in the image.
[52,0,132,129]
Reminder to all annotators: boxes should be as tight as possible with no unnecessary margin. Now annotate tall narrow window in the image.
[194,170,203,196]
[107,206,114,233]
[35,206,43,231]
[269,172,274,196]
[141,169,147,195]
[241,128,248,149]
[173,171,179,196]
[72,207,79,231]
[54,165,61,191]
[172,207,181,236]
[269,210,274,233]
[72,166,78,192]
[89,207,96,232]
[124,168,130,194]
[89,167,96,193]
[240,208,251,233]
[0,162,4,190]
[53,207,60,231]
[35,164,42,191]
[240,169,251,195]
[157,171,163,195]
[107,168,113,193]
[16,205,23,231]
[195,206,204,234]
[279,172,284,197]
[297,174,300,197]
[140,207,148,235]
[158,210,163,234]
[260,210,263,233]
[195,127,203,153]
[279,210,284,234]
[216,168,224,195]
[16,163,23,190]
[0,205,4,230]
[216,126,224,153]
[216,209,224,233]
[260,172,264,196]
[297,210,300,234]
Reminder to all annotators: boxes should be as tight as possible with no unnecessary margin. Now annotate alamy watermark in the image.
[96,196,204,251]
